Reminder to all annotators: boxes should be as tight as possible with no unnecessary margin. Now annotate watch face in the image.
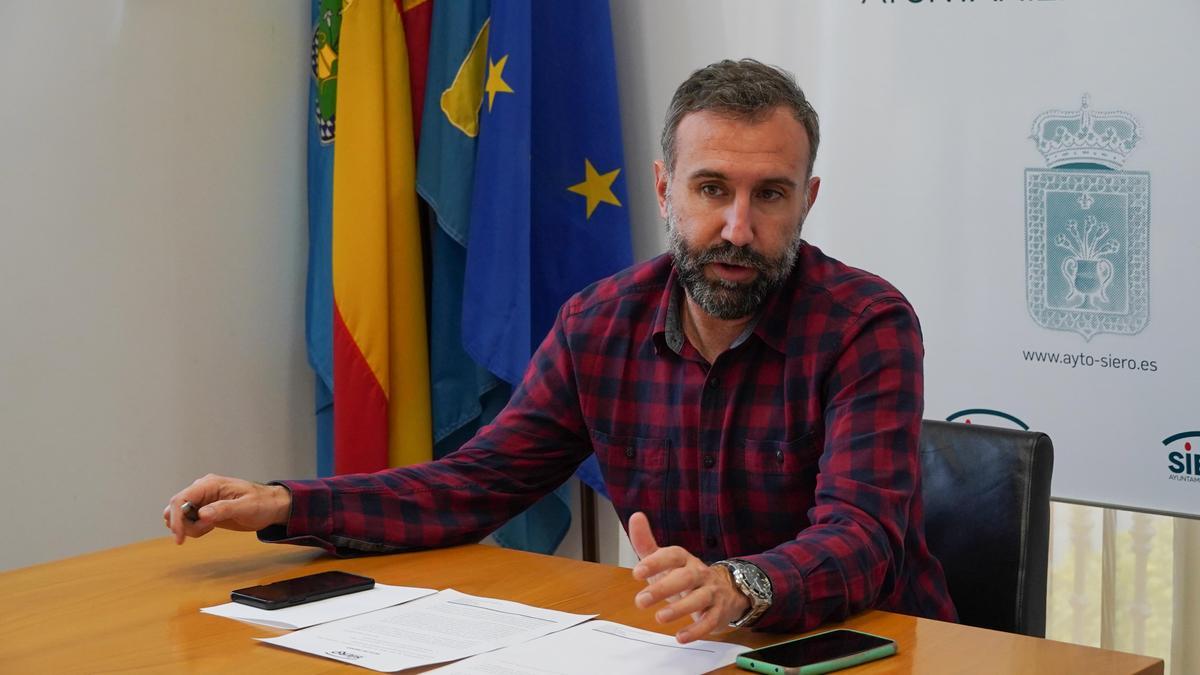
[723,561,771,628]
[734,559,772,595]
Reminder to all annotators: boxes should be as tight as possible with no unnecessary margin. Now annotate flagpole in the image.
[580,481,598,562]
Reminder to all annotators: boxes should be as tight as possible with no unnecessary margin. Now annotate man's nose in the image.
[721,193,754,247]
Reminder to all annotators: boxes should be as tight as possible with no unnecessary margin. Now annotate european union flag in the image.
[464,0,631,550]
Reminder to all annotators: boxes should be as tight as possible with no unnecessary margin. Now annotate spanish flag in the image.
[331,0,431,473]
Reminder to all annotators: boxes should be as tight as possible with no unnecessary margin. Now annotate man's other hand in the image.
[162,474,291,545]
[627,511,749,644]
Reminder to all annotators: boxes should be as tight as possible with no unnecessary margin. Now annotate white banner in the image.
[800,0,1200,517]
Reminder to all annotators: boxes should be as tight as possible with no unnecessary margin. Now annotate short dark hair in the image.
[660,59,820,178]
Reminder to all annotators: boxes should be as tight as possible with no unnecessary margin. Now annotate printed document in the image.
[430,620,749,675]
[258,589,594,672]
[201,584,436,630]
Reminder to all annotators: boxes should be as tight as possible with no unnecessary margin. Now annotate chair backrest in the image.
[919,420,1054,637]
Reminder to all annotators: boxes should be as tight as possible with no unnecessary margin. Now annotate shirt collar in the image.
[651,265,681,356]
[749,260,796,356]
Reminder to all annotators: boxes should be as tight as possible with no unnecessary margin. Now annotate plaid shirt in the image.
[263,242,957,632]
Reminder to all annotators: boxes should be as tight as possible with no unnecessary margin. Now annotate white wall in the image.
[0,1,314,571]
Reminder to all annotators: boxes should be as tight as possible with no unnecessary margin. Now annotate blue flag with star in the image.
[415,0,509,463]
[463,0,631,551]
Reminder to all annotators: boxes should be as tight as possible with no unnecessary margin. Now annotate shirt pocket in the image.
[736,433,821,548]
[589,429,670,528]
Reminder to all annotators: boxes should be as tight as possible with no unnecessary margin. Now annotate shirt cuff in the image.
[255,479,335,546]
[737,553,804,631]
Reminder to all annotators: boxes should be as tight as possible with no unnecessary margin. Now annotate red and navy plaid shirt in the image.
[263,242,957,632]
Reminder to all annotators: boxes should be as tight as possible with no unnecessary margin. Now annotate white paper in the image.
[258,589,595,672]
[431,620,749,675]
[201,584,436,630]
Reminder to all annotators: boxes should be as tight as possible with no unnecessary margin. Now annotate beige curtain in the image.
[1172,517,1200,672]
[1046,502,1199,675]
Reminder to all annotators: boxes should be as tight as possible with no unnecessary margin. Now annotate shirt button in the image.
[776,450,785,464]
[703,454,715,469]
[624,447,635,459]
[708,376,720,388]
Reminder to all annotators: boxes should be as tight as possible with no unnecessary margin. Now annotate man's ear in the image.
[653,160,670,219]
[805,175,821,212]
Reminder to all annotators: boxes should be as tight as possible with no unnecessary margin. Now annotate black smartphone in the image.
[230,571,375,610]
[736,629,896,675]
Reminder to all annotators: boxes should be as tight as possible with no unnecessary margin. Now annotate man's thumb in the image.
[198,500,230,524]
[628,511,659,559]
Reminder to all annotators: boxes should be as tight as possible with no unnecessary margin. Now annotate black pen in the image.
[180,501,200,522]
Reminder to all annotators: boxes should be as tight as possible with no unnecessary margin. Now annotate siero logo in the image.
[1163,432,1200,483]
[945,408,1029,430]
[327,650,364,661]
[1025,95,1149,341]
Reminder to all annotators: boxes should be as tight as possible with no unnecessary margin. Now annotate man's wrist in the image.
[712,559,772,628]
[714,564,751,620]
[267,483,292,526]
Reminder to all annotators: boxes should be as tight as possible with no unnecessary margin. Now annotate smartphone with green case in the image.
[735,629,896,675]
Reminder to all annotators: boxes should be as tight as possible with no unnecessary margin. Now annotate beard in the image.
[666,199,805,320]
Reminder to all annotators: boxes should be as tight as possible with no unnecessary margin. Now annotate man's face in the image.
[655,107,820,320]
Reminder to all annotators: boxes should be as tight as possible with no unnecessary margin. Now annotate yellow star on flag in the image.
[485,54,514,111]
[567,159,622,219]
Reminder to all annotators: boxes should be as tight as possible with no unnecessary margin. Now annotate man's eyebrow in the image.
[686,169,798,189]
[687,169,728,182]
[757,176,799,189]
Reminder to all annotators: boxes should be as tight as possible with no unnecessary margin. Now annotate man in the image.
[165,59,956,644]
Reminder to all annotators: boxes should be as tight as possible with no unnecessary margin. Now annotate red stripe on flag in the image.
[333,304,389,474]
[399,0,432,147]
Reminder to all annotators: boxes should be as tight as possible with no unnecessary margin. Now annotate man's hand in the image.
[628,512,750,644]
[162,474,291,545]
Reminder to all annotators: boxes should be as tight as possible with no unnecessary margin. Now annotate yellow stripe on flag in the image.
[332,0,431,467]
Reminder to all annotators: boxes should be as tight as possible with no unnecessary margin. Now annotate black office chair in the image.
[919,420,1054,637]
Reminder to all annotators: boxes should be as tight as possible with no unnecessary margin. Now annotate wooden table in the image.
[0,530,1162,674]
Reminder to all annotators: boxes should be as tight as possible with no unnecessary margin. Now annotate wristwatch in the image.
[713,559,773,628]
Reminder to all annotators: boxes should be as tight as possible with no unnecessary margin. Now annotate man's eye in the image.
[700,184,723,197]
[759,189,783,201]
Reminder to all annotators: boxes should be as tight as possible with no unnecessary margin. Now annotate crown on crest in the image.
[1030,95,1141,169]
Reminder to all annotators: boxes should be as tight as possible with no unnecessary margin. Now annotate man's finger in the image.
[165,496,181,543]
[166,484,213,544]
[173,497,223,542]
[632,545,690,582]
[197,499,233,525]
[169,501,185,544]
[186,519,217,539]
[676,606,722,644]
[653,583,713,621]
[637,564,701,607]
[171,497,200,544]
[627,512,658,560]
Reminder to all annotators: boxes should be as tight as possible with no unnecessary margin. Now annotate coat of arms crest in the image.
[1025,95,1149,340]
[311,0,341,144]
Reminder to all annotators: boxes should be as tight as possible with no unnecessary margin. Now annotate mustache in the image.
[689,242,773,272]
